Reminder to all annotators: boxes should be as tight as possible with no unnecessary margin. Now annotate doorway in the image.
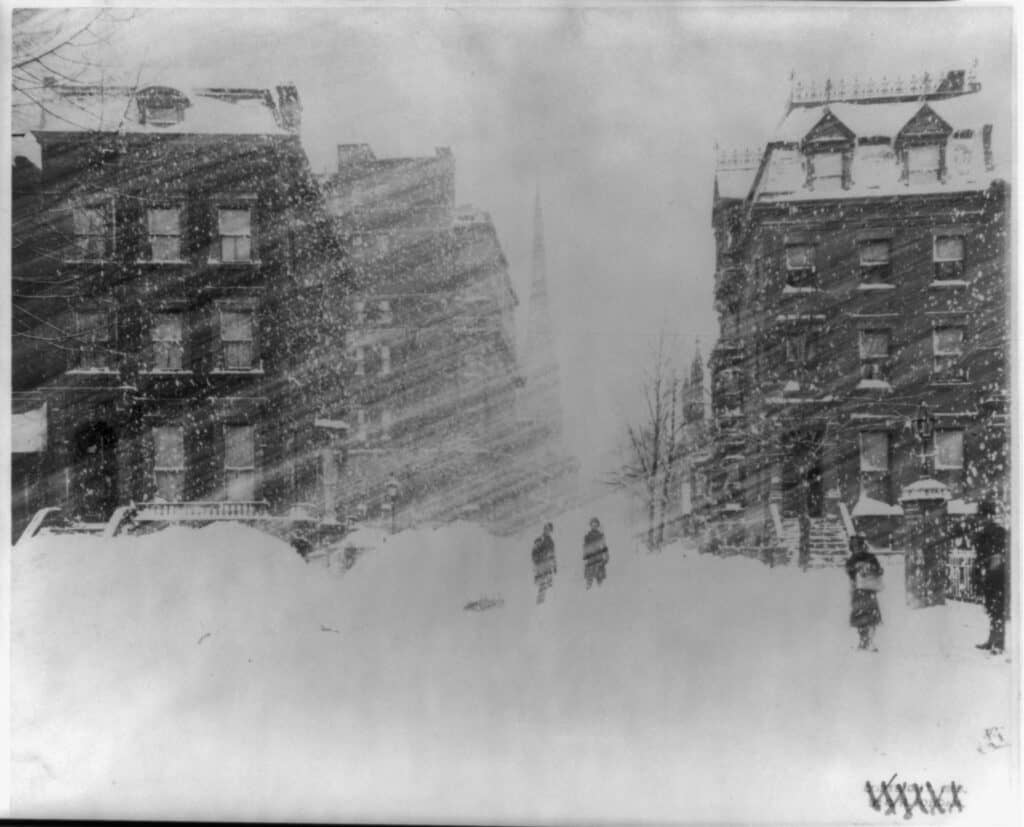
[72,421,119,521]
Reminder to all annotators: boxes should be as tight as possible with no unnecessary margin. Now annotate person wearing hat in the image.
[531,522,557,604]
[845,533,884,651]
[971,498,1008,654]
[583,517,610,590]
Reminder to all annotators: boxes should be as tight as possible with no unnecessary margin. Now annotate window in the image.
[934,429,964,470]
[784,332,816,365]
[224,424,256,500]
[147,207,183,261]
[784,244,816,288]
[378,300,393,325]
[933,326,964,378]
[72,204,112,260]
[380,345,391,376]
[906,144,941,184]
[220,310,255,370]
[859,432,890,473]
[354,346,366,377]
[153,425,185,500]
[355,408,367,443]
[75,310,112,369]
[859,239,891,283]
[217,208,252,262]
[381,409,393,441]
[811,151,843,190]
[354,301,366,326]
[858,329,890,380]
[933,235,965,280]
[152,312,184,370]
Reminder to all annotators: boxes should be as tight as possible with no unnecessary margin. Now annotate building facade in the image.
[704,68,1010,549]
[321,146,530,529]
[11,82,343,538]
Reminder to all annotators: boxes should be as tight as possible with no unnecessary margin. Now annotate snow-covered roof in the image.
[750,90,1006,203]
[30,85,291,136]
[947,499,977,516]
[715,166,758,200]
[899,478,952,503]
[852,495,903,518]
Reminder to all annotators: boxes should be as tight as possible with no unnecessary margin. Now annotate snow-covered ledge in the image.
[852,495,904,518]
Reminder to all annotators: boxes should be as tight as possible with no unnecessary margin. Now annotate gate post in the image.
[899,478,952,608]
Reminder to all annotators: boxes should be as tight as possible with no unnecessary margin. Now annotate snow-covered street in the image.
[10,500,1015,824]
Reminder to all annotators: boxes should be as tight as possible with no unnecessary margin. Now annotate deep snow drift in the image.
[10,499,1017,824]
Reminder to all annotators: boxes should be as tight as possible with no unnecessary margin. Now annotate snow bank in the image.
[11,504,1016,824]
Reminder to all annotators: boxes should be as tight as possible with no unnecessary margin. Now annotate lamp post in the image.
[385,476,400,534]
[913,401,936,472]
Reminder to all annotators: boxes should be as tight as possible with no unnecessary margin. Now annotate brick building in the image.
[321,146,533,529]
[11,82,344,539]
[703,68,1010,552]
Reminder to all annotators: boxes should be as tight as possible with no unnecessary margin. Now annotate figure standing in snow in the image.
[845,534,884,651]
[583,518,610,590]
[972,499,1008,654]
[532,522,557,604]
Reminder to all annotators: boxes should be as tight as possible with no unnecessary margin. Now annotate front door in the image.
[781,428,824,518]
[72,421,119,521]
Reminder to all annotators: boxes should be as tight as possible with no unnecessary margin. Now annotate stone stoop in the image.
[775,515,849,566]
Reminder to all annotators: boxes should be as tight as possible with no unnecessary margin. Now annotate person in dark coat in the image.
[583,518,610,590]
[532,522,557,604]
[972,499,1008,653]
[845,534,884,651]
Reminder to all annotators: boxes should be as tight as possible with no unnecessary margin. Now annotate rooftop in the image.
[23,82,300,136]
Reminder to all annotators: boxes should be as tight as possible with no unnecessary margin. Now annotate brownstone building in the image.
[11,82,344,539]
[703,68,1010,553]
[321,145,536,530]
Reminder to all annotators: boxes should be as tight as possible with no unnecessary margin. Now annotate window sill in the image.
[855,379,893,392]
[140,369,194,376]
[63,258,111,265]
[207,259,262,267]
[781,286,820,296]
[138,259,189,265]
[929,280,969,290]
[66,368,118,375]
[856,283,896,291]
[210,368,265,375]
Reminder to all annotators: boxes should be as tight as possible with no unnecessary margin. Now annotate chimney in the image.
[275,83,301,131]
[336,143,376,169]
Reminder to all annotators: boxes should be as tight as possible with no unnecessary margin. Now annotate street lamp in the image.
[385,476,400,534]
[913,402,936,471]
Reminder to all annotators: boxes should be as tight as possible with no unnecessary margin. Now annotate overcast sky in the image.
[20,2,1015,472]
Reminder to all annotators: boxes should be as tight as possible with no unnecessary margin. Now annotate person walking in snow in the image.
[972,498,1008,654]
[583,517,610,590]
[845,534,884,651]
[532,522,557,604]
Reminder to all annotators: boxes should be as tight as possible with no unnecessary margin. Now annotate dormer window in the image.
[906,144,942,184]
[809,151,844,191]
[896,104,952,186]
[136,86,189,127]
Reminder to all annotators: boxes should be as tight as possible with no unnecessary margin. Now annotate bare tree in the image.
[12,7,137,130]
[609,332,687,550]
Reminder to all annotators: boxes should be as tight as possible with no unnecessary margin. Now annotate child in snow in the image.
[845,534,884,651]
[532,522,557,604]
[583,518,610,589]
